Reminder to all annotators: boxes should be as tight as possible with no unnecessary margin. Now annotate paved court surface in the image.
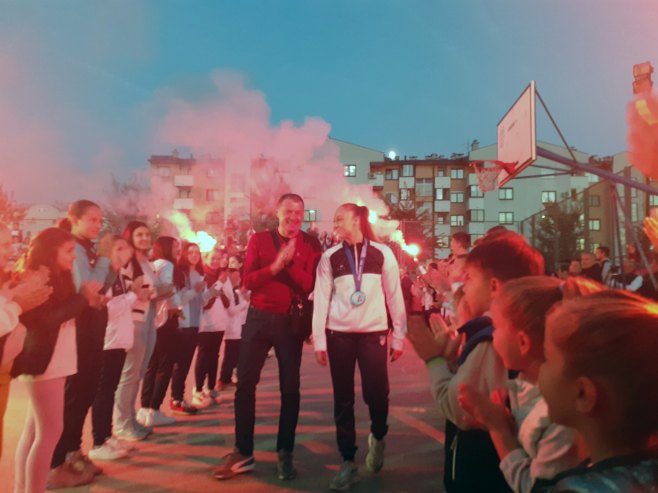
[1,339,446,492]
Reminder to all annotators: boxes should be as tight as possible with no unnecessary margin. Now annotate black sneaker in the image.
[213,450,255,480]
[277,449,296,480]
[169,399,198,416]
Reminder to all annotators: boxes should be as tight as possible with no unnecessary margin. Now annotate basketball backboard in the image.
[497,81,537,186]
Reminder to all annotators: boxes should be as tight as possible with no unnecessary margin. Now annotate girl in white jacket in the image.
[194,249,230,407]
[219,264,249,390]
[89,236,151,461]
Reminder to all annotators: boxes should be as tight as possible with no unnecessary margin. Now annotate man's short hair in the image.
[277,193,304,207]
[596,245,610,257]
[451,231,471,250]
[466,232,544,281]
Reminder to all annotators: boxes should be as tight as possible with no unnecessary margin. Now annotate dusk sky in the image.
[1,0,657,201]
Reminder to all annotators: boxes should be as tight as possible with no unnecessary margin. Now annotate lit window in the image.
[450,215,464,226]
[499,188,514,200]
[344,164,357,177]
[469,185,484,198]
[499,212,514,224]
[450,168,464,180]
[541,191,556,203]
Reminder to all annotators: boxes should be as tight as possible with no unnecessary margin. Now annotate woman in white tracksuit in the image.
[312,203,407,491]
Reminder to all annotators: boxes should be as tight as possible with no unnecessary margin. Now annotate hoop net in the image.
[470,160,515,192]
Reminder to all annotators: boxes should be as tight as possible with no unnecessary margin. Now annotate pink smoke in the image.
[627,92,658,179]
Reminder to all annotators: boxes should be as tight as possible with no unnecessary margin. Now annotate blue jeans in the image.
[234,307,304,456]
[326,329,390,461]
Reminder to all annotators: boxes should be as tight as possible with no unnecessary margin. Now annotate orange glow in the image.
[390,230,421,257]
[185,230,217,254]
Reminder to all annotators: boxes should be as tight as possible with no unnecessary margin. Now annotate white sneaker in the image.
[144,409,176,427]
[106,436,135,452]
[192,389,211,408]
[136,407,149,426]
[88,441,128,461]
[365,433,385,472]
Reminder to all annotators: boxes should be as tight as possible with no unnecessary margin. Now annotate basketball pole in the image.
[528,86,657,280]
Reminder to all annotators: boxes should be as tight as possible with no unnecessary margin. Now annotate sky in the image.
[1,0,657,203]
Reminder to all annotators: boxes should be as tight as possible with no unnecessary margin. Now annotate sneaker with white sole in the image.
[213,450,255,480]
[330,461,358,491]
[106,436,136,452]
[365,433,385,472]
[88,441,129,461]
[170,399,198,416]
[136,407,149,426]
[114,426,149,442]
[143,408,176,427]
[192,389,211,408]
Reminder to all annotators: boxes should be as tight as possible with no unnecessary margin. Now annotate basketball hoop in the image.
[470,160,516,192]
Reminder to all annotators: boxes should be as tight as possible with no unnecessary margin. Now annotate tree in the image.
[535,200,584,273]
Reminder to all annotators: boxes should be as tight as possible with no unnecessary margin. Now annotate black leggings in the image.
[194,332,224,391]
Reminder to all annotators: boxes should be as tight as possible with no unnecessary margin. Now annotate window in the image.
[541,191,556,203]
[450,192,464,203]
[499,212,514,224]
[385,193,398,205]
[469,184,484,198]
[436,214,447,224]
[588,219,601,231]
[435,188,448,200]
[402,164,414,177]
[587,173,599,183]
[158,166,171,177]
[385,169,399,180]
[415,178,433,197]
[400,189,411,201]
[576,238,585,251]
[470,210,485,222]
[178,189,191,199]
[650,195,658,206]
[179,165,191,174]
[206,189,220,201]
[450,215,464,226]
[588,194,601,207]
[304,209,317,222]
[436,168,446,177]
[206,212,221,224]
[631,203,638,222]
[344,164,357,177]
[499,188,514,200]
[450,168,464,180]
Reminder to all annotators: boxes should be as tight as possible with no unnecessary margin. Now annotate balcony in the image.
[399,177,415,189]
[174,175,194,187]
[173,198,194,210]
[435,176,450,189]
[468,197,484,210]
[368,172,384,187]
[468,223,487,235]
[434,200,450,213]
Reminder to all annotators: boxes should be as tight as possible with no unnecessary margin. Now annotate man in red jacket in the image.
[214,193,322,481]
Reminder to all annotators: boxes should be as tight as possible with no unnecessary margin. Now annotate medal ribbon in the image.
[344,239,368,293]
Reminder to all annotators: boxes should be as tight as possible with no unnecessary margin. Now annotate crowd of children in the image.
[1,198,657,492]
